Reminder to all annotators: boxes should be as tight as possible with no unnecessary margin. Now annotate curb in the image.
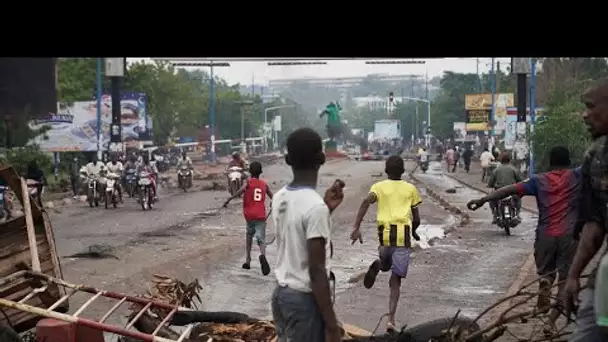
[407,170,471,231]
[442,173,538,322]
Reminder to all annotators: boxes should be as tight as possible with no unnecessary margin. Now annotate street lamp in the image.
[401,96,431,147]
[169,61,230,163]
[263,105,296,152]
[234,100,254,154]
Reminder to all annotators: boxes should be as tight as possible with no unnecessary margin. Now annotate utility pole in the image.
[529,59,537,178]
[96,58,103,160]
[411,78,417,142]
[105,58,126,157]
[490,58,496,138]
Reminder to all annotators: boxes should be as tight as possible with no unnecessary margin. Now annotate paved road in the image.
[46,159,536,340]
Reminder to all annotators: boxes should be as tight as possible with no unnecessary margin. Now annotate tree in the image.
[531,90,589,172]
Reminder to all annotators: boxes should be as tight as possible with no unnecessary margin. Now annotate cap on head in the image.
[285,127,325,170]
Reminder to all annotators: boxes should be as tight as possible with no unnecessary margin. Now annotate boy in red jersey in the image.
[223,161,273,275]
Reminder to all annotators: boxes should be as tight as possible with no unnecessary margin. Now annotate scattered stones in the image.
[45,201,55,209]
[62,198,72,206]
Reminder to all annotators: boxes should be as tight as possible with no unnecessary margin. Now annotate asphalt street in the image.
[44,159,536,339]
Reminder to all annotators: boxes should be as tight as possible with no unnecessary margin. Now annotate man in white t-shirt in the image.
[479,148,495,183]
[271,128,344,342]
[106,153,124,202]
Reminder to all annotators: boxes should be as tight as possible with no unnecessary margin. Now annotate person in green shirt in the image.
[320,102,342,140]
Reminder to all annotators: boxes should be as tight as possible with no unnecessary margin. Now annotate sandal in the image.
[242,262,251,270]
[386,322,397,333]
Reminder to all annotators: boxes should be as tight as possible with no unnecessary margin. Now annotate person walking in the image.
[69,156,81,199]
[480,148,494,183]
[462,146,473,173]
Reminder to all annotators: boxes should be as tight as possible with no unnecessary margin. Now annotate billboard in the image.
[504,107,544,150]
[464,93,514,132]
[453,122,466,141]
[30,92,148,152]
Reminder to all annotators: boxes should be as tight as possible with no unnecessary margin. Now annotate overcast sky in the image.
[133,58,513,86]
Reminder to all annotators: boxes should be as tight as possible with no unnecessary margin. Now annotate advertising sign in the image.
[453,122,466,141]
[464,93,514,132]
[504,107,544,150]
[30,92,148,152]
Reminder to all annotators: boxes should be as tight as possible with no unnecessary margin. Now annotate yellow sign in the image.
[465,93,514,131]
[466,123,489,131]
[466,109,490,123]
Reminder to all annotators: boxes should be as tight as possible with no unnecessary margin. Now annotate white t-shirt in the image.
[106,161,124,174]
[272,186,332,293]
[480,151,494,168]
[419,152,428,162]
[85,162,104,176]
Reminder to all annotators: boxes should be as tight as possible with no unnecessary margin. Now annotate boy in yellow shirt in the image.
[351,155,422,332]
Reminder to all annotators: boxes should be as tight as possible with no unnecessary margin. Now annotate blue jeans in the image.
[272,285,325,342]
[570,288,608,342]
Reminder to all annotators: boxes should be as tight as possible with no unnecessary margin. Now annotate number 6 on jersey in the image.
[253,188,263,201]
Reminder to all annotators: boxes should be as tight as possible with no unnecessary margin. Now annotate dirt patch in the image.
[64,244,120,260]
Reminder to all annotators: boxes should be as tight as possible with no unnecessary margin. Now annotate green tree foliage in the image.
[531,92,588,172]
[53,59,292,146]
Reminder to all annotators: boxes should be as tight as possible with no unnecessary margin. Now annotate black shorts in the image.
[534,234,577,281]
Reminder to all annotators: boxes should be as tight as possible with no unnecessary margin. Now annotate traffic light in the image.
[389,92,394,102]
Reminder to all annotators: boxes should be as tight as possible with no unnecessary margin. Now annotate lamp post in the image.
[400,96,431,147]
[263,105,296,152]
[235,100,254,154]
[169,61,230,164]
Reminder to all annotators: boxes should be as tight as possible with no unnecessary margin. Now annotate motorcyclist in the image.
[85,154,105,200]
[105,153,124,203]
[176,151,193,187]
[487,152,522,223]
[176,151,193,169]
[229,152,245,169]
[417,147,429,165]
[136,155,158,200]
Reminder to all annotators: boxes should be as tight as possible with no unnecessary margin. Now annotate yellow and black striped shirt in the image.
[370,179,422,248]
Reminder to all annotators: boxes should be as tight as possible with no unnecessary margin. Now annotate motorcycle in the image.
[87,174,100,207]
[493,196,520,235]
[104,172,120,209]
[138,171,155,211]
[178,166,192,192]
[124,169,137,198]
[227,166,243,197]
[420,160,429,173]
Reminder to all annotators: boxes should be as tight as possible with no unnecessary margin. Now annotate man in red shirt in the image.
[223,161,273,275]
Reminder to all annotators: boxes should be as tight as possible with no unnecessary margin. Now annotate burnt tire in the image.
[361,316,482,342]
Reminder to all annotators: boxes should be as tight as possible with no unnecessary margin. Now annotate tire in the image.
[504,225,511,236]
[105,192,110,209]
[140,188,147,211]
[88,188,94,207]
[113,192,118,208]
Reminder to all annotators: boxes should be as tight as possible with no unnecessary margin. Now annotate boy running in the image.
[223,161,273,275]
[350,155,422,332]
